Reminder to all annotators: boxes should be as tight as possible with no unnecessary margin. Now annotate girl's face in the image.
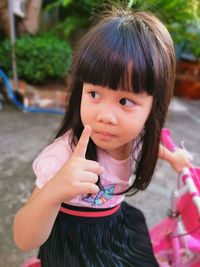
[81,83,153,160]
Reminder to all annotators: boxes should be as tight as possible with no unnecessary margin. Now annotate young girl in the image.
[14,7,191,267]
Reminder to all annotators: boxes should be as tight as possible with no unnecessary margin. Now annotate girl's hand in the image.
[159,144,192,173]
[48,125,103,205]
[170,148,192,173]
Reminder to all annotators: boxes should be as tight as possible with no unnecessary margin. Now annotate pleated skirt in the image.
[38,202,159,267]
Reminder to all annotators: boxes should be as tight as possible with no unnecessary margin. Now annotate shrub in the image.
[0,35,72,84]
[44,0,102,39]
[129,0,200,59]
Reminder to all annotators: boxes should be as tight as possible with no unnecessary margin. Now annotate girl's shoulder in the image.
[32,131,73,189]
[37,131,72,157]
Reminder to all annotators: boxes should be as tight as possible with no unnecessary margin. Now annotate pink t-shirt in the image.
[33,131,136,209]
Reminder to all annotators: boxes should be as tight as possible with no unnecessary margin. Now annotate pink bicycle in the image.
[150,128,200,267]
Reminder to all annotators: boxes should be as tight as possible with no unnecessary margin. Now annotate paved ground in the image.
[0,97,200,267]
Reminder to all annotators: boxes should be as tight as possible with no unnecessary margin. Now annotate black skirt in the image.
[38,202,159,267]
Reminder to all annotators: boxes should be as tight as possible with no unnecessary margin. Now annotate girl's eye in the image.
[89,91,101,99]
[119,98,135,107]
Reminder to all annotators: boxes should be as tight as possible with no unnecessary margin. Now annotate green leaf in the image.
[0,35,72,84]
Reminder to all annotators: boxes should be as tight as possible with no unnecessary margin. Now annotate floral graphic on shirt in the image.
[82,184,115,206]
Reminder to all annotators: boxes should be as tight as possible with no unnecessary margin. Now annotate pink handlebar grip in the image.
[161,128,177,151]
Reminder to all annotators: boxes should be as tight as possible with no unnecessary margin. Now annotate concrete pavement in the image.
[0,97,200,267]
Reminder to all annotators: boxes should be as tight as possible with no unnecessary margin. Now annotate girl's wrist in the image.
[42,180,63,208]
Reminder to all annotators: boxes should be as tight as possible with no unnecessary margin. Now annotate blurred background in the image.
[1,0,200,104]
[0,0,200,266]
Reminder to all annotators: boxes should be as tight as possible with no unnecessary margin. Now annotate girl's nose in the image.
[97,107,118,125]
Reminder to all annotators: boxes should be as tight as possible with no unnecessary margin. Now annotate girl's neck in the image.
[103,142,133,161]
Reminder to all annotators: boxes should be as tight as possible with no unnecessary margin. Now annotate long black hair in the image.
[56,7,176,195]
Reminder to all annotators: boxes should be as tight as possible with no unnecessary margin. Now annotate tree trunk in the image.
[0,1,10,37]
[18,0,42,35]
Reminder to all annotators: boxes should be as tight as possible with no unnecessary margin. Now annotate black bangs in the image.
[74,16,159,95]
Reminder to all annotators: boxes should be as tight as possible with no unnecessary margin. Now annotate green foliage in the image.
[128,0,200,58]
[0,35,72,84]
[44,0,200,58]
[48,14,89,39]
[44,0,103,39]
[0,39,12,71]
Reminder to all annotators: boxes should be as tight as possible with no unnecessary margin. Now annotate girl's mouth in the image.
[94,131,115,140]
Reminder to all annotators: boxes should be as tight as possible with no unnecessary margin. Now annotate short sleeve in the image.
[32,133,72,189]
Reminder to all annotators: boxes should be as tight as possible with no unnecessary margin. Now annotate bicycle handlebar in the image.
[161,128,177,151]
[161,128,200,216]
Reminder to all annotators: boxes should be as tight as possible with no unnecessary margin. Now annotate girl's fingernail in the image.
[93,185,99,192]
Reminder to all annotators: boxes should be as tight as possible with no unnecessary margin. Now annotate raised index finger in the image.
[73,125,91,158]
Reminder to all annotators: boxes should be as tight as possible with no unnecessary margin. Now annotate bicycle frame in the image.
[150,129,200,267]
[150,190,200,267]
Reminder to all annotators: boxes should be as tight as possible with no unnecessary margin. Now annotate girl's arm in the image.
[14,184,61,251]
[159,144,192,173]
[14,126,103,251]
